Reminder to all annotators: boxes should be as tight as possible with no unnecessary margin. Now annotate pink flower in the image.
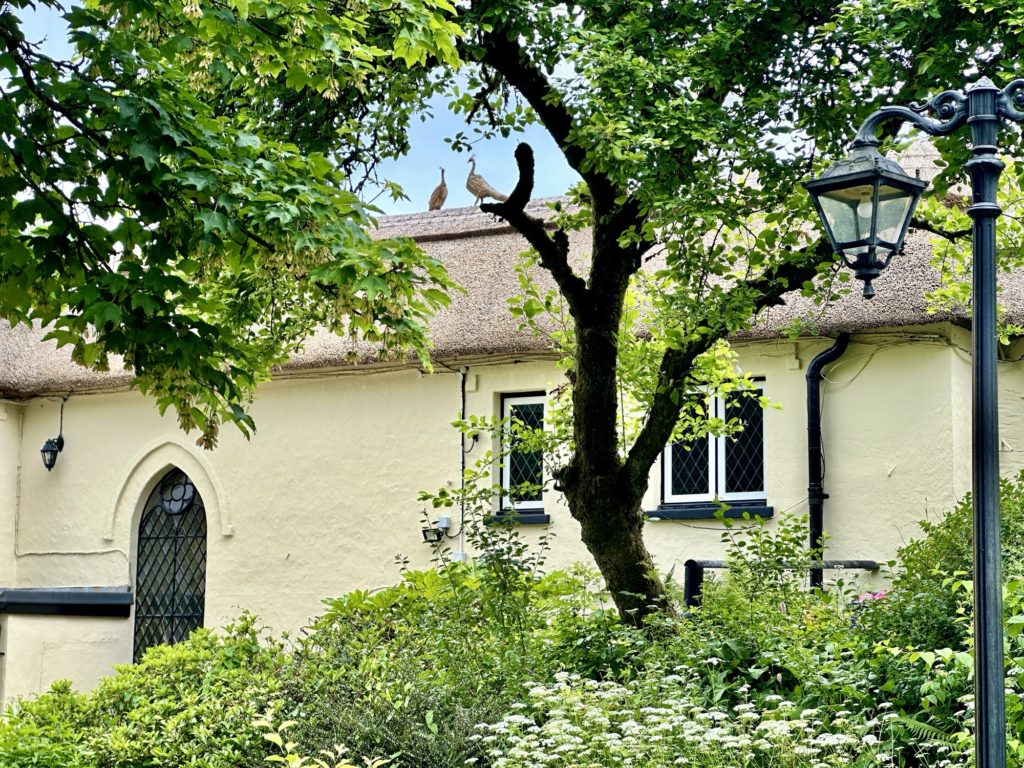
[857,591,887,602]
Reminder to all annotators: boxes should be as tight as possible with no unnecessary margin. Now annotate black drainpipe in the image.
[459,366,468,550]
[806,333,850,590]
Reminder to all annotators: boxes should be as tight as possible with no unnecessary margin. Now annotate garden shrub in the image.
[858,471,1024,649]
[0,614,283,768]
[655,513,859,709]
[0,681,91,767]
[279,561,630,768]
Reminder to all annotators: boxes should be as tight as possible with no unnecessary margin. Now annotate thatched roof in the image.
[0,195,1016,398]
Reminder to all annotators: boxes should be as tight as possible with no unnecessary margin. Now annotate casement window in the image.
[657,382,772,520]
[497,392,549,524]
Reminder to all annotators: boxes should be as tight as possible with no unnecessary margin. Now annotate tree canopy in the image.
[450,0,1024,620]
[0,0,459,445]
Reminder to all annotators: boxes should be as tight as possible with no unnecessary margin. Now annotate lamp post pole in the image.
[963,79,1007,768]
[806,76,1024,768]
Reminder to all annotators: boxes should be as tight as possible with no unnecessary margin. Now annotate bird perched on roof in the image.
[466,157,508,205]
[428,168,447,211]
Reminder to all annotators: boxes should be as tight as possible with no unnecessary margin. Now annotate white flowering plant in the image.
[470,672,965,768]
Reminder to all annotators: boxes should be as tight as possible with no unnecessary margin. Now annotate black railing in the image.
[682,558,881,608]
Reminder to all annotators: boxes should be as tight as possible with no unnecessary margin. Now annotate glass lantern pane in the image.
[817,184,875,246]
[874,184,915,247]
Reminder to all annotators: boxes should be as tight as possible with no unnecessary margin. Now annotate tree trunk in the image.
[563,470,671,624]
[558,266,674,626]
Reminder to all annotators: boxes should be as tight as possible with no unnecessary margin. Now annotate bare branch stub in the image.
[482,143,587,311]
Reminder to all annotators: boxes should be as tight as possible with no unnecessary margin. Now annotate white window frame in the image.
[663,383,766,504]
[663,432,716,504]
[501,393,546,511]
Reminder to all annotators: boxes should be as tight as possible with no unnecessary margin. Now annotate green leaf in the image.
[356,275,390,302]
[196,210,230,234]
[130,142,160,171]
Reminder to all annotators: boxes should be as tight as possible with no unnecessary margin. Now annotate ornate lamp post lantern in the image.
[805,77,1024,768]
[804,147,927,298]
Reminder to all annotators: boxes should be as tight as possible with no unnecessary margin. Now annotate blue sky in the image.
[19,4,580,216]
[373,101,580,215]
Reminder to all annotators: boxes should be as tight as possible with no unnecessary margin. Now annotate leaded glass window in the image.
[663,384,766,504]
[502,393,545,511]
[134,468,207,662]
[723,394,765,495]
[669,437,712,499]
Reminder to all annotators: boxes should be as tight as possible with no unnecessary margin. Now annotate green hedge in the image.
[0,615,282,768]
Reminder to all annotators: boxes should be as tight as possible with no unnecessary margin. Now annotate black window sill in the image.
[488,511,551,526]
[648,501,774,521]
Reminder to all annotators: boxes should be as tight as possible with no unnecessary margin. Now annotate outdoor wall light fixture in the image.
[804,76,1024,768]
[421,525,443,543]
[40,397,67,471]
[421,515,452,544]
[40,435,64,471]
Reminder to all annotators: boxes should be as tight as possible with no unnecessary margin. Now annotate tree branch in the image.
[0,22,107,147]
[471,15,655,286]
[623,240,832,489]
[910,216,971,243]
[475,23,620,217]
[482,143,588,312]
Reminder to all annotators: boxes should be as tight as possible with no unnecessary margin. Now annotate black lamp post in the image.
[804,76,1024,768]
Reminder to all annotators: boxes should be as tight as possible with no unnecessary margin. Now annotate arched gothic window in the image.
[134,468,207,662]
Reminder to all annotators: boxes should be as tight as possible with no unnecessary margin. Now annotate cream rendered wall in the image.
[0,402,22,588]
[950,326,975,505]
[0,402,23,704]
[7,323,1024,703]
[13,368,477,625]
[796,331,962,566]
[641,331,962,574]
[1,615,131,702]
[998,335,1024,479]
[435,330,969,576]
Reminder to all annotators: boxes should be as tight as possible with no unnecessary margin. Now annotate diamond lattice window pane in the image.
[508,402,543,502]
[671,438,710,496]
[134,469,207,662]
[725,395,765,494]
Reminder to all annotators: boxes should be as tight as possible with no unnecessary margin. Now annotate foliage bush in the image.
[0,615,283,768]
[681,513,856,704]
[858,470,1024,650]
[10,481,1024,768]
[278,556,636,768]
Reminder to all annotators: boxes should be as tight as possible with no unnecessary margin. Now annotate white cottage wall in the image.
[2,615,131,702]
[5,323,1024,703]
[0,401,24,703]
[0,402,22,588]
[804,331,962,563]
[998,335,1024,479]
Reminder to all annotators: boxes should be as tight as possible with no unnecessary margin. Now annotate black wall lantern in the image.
[803,146,927,299]
[40,435,63,471]
[40,397,67,471]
